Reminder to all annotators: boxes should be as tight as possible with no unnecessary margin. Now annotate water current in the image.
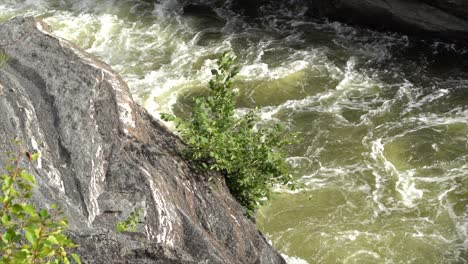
[1,0,467,263]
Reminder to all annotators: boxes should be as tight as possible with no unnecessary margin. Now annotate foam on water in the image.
[281,254,309,264]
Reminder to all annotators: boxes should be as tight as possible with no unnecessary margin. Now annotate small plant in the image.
[116,209,141,233]
[0,140,80,264]
[0,51,8,68]
[162,52,296,215]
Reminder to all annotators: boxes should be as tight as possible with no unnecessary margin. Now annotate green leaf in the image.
[20,171,36,185]
[71,253,82,264]
[2,229,15,242]
[4,175,13,186]
[25,227,38,247]
[23,204,37,216]
[39,209,49,218]
[1,214,11,225]
[30,152,40,161]
[116,222,126,233]
[11,203,24,214]
[46,234,59,244]
[12,250,28,260]
[54,234,70,244]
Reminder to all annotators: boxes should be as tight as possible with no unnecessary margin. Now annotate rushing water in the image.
[1,0,467,263]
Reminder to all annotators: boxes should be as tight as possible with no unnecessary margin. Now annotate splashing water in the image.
[1,0,467,263]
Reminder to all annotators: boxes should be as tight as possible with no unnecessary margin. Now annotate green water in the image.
[1,1,467,263]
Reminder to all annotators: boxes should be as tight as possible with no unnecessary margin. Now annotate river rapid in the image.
[1,0,467,263]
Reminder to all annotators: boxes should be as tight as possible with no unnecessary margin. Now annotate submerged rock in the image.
[0,17,285,264]
[185,0,468,40]
[311,0,468,40]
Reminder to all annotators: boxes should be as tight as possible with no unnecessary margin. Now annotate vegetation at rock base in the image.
[0,140,80,264]
[116,209,141,233]
[162,52,297,215]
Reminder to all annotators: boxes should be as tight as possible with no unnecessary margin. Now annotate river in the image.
[1,0,467,263]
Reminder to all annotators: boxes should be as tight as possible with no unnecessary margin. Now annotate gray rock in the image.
[0,17,285,264]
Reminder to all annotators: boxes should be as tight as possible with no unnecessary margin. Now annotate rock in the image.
[289,0,465,40]
[180,0,264,17]
[181,1,227,31]
[316,0,468,40]
[231,0,264,17]
[206,0,468,40]
[0,17,285,264]
[183,3,218,16]
[420,0,468,20]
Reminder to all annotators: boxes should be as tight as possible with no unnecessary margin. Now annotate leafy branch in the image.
[162,52,297,215]
[0,140,80,264]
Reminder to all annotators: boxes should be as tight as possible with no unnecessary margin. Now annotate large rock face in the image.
[420,0,468,20]
[0,17,285,264]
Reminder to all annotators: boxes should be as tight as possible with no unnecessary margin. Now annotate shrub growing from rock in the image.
[162,52,296,215]
[116,209,141,233]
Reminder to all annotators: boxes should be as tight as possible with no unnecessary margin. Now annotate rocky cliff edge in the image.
[0,17,285,264]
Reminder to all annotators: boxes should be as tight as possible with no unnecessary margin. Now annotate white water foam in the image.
[282,254,309,264]
[369,138,424,209]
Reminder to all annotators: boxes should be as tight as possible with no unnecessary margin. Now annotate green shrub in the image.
[116,209,141,233]
[0,140,80,264]
[162,52,296,215]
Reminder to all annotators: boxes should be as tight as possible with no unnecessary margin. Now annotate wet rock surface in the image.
[0,17,285,264]
[312,0,468,40]
[186,0,468,40]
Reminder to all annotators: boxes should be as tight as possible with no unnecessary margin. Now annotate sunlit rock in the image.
[0,17,285,264]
